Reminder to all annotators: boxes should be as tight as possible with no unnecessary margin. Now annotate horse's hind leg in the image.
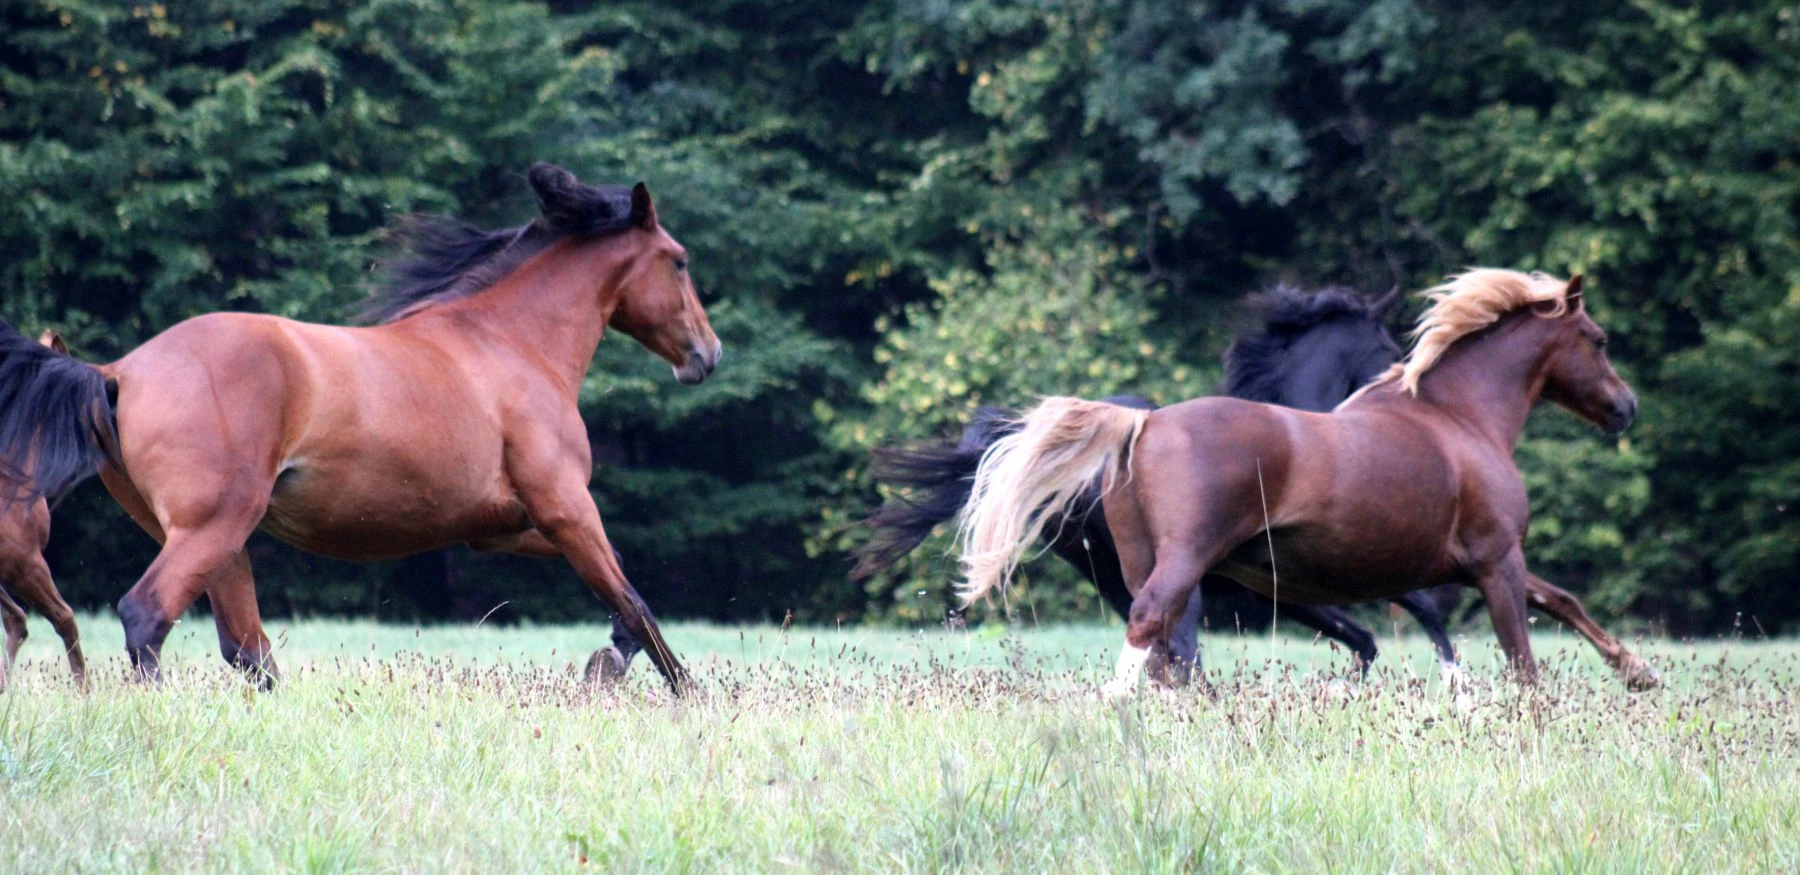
[206,553,277,689]
[0,584,25,689]
[1392,589,1460,685]
[1524,572,1658,691]
[1270,599,1380,678]
[8,555,86,687]
[1166,581,1203,685]
[117,506,267,684]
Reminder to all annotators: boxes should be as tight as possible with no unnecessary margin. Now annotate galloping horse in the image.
[0,163,721,691]
[0,330,87,689]
[956,270,1658,694]
[853,286,1470,679]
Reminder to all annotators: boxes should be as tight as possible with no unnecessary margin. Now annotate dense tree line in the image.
[1,0,1793,633]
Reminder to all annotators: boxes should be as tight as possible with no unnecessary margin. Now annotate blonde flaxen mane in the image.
[1356,268,1573,398]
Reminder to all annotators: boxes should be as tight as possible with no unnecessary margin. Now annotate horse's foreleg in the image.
[1476,551,1537,686]
[527,499,687,693]
[478,531,645,685]
[206,553,277,690]
[1524,572,1658,691]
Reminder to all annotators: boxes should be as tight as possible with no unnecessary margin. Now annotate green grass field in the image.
[2,614,1797,872]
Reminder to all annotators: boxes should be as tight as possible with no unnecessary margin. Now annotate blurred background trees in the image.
[2,0,1793,633]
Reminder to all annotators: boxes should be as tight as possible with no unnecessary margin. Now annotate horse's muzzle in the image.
[1603,393,1638,436]
[674,342,722,385]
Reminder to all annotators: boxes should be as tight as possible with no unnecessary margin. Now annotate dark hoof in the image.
[246,662,279,693]
[1619,654,1660,692]
[584,647,628,686]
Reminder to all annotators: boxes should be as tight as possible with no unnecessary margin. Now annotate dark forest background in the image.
[2,0,1794,633]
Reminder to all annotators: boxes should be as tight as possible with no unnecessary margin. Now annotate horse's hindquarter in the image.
[112,314,529,560]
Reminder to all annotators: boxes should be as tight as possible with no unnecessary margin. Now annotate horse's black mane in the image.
[360,163,641,324]
[1222,285,1373,403]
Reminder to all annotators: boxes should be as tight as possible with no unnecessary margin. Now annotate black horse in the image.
[852,285,1467,681]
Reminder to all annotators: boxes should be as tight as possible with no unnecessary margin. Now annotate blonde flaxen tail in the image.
[956,397,1149,602]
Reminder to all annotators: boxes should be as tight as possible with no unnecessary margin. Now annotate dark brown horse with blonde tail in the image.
[0,330,88,689]
[0,163,721,691]
[956,270,1658,695]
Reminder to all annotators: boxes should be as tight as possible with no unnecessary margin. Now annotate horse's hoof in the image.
[1100,677,1138,701]
[1439,662,1472,694]
[1167,661,1194,688]
[1619,655,1661,692]
[584,647,628,685]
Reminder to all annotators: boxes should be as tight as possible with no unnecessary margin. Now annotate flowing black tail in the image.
[0,320,118,501]
[853,395,1158,580]
[850,407,1018,580]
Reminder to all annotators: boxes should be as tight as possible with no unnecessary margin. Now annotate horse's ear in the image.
[527,162,583,224]
[631,182,658,230]
[1565,274,1585,310]
[38,330,66,355]
[1370,284,1404,319]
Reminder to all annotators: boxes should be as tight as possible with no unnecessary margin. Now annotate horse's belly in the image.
[1219,525,1456,605]
[259,463,530,562]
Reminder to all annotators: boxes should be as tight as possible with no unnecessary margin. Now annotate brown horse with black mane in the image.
[956,269,1658,695]
[0,163,720,691]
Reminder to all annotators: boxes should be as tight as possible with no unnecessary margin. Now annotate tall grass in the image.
[2,616,1796,872]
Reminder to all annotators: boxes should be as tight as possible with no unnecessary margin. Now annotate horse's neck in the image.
[1412,320,1548,450]
[1276,340,1352,413]
[445,239,623,394]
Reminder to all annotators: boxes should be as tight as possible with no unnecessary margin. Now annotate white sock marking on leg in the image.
[1102,644,1150,699]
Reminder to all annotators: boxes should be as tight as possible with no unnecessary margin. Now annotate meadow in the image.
[2,615,1796,873]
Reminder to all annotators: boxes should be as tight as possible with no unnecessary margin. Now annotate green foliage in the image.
[1380,0,1800,630]
[824,216,1206,619]
[2,0,1794,631]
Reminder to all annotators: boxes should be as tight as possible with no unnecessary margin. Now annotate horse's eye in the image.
[674,258,689,272]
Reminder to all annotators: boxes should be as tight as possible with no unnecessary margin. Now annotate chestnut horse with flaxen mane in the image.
[0,163,721,691]
[955,270,1658,695]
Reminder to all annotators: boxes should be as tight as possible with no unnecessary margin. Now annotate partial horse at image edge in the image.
[0,329,88,689]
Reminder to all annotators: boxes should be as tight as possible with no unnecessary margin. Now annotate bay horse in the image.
[0,330,87,689]
[0,163,721,691]
[956,270,1659,694]
[852,286,1471,680]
